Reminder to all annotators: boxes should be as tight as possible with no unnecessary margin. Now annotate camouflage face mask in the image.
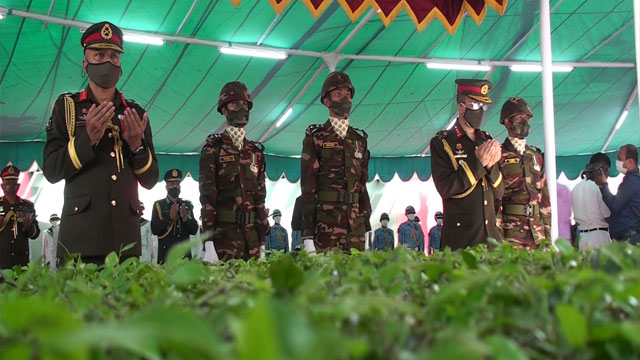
[226,109,249,128]
[329,97,352,118]
[508,118,530,138]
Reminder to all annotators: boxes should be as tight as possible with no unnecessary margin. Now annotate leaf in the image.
[269,255,304,295]
[169,262,208,287]
[555,304,588,348]
[104,252,119,269]
[460,250,478,270]
[119,241,137,254]
[232,298,281,360]
[165,239,195,267]
[485,335,528,360]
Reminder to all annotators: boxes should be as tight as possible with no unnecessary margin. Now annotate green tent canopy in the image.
[0,0,637,181]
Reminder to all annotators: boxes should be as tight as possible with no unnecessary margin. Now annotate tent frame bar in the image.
[2,7,634,70]
[257,9,376,143]
[601,85,638,152]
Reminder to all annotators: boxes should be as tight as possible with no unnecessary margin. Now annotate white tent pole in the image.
[634,0,640,131]
[539,0,559,243]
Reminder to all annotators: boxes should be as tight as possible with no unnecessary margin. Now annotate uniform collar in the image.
[83,86,125,108]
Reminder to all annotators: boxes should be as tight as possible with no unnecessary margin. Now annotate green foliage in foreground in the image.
[1,239,639,360]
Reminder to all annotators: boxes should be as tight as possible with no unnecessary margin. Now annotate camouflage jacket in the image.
[199,132,269,245]
[497,138,551,245]
[429,122,504,251]
[300,120,372,238]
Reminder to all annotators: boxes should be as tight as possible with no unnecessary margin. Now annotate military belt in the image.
[217,209,255,225]
[503,203,539,217]
[317,191,359,204]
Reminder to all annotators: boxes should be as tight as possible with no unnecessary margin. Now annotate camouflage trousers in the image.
[313,202,365,253]
[502,214,546,250]
[212,223,261,261]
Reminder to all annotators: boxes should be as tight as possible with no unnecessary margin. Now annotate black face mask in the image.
[86,61,122,89]
[329,97,352,118]
[508,119,530,138]
[168,187,181,199]
[464,108,485,129]
[2,183,18,197]
[226,109,249,128]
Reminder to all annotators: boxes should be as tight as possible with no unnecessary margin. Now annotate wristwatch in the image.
[132,145,145,155]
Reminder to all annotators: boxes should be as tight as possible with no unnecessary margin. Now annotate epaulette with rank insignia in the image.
[250,140,265,152]
[306,124,323,136]
[435,129,451,139]
[481,130,492,141]
[351,127,368,139]
[528,145,542,154]
[204,133,223,147]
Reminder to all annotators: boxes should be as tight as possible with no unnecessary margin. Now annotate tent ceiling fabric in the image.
[0,0,638,181]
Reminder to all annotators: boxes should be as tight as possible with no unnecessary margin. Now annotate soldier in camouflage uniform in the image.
[300,72,372,253]
[199,81,269,261]
[497,97,551,249]
[430,79,504,251]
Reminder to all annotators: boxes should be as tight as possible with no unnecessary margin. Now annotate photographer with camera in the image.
[0,163,40,268]
[597,144,640,245]
[571,153,611,250]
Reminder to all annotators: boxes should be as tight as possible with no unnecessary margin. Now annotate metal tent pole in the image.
[539,0,559,243]
[634,0,640,142]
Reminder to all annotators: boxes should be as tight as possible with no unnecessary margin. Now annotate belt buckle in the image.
[235,211,245,225]
[524,204,533,217]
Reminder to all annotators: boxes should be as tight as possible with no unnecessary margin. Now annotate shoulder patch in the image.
[305,124,323,136]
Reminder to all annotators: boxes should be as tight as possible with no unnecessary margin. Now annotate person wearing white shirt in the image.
[139,202,158,264]
[572,153,611,251]
[42,213,60,270]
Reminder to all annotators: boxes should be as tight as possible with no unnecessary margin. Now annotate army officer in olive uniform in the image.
[0,164,40,268]
[151,169,198,263]
[430,79,504,251]
[300,72,372,253]
[43,21,158,263]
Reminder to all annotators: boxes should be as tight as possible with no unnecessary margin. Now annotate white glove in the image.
[303,238,317,255]
[203,241,219,263]
[259,245,266,260]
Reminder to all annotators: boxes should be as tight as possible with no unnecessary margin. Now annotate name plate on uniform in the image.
[504,158,520,164]
[323,142,339,149]
[219,155,235,163]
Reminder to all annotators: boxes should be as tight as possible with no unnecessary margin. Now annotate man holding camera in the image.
[596,145,640,245]
[572,153,611,250]
[0,163,40,268]
[151,169,198,263]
